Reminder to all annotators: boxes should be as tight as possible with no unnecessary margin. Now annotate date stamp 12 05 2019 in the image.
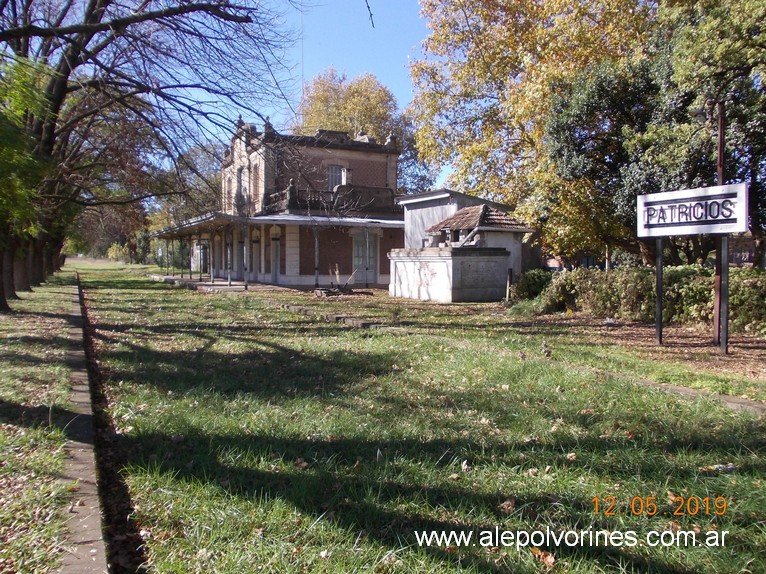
[592,495,727,517]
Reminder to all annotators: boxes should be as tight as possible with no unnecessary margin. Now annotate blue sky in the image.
[270,0,430,130]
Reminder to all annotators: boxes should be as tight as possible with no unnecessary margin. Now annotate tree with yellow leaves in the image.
[411,0,655,203]
[295,68,437,193]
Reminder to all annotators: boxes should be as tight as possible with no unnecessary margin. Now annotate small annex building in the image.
[154,120,404,287]
[389,190,533,303]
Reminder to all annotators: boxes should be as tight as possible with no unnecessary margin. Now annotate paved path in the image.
[56,283,108,574]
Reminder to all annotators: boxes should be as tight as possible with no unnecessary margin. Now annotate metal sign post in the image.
[637,183,748,354]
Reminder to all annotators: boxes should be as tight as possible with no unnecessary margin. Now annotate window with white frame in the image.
[327,165,343,191]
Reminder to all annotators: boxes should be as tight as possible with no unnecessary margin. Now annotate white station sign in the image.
[637,183,749,238]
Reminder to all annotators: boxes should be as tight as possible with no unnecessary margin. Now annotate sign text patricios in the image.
[637,184,749,238]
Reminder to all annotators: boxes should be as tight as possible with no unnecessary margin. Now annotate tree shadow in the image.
[0,397,94,446]
[120,428,718,574]
[79,279,766,572]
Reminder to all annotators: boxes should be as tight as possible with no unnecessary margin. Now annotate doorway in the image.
[352,231,378,286]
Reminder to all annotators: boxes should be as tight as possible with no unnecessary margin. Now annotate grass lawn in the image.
[0,272,77,573]
[72,261,765,573]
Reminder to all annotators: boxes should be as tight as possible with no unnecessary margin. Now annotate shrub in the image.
[533,264,765,334]
[613,267,655,321]
[537,269,585,313]
[730,268,766,335]
[511,269,553,301]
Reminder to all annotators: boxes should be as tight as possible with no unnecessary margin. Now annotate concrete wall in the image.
[388,247,511,303]
[483,231,524,284]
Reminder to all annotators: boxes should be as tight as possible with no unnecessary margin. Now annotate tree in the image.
[666,0,766,266]
[297,69,397,141]
[411,0,655,202]
[0,58,49,309]
[295,68,437,193]
[541,53,720,263]
[412,0,765,268]
[540,3,766,266]
[1,0,299,309]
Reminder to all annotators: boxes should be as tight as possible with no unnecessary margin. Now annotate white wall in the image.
[389,247,511,303]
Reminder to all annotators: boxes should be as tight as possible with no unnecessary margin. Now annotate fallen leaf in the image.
[666,521,682,532]
[530,547,556,568]
[499,498,516,514]
[666,490,678,504]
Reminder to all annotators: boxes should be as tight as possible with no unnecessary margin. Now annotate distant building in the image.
[154,120,404,287]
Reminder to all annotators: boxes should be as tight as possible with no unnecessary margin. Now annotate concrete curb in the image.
[635,379,766,417]
[56,282,109,574]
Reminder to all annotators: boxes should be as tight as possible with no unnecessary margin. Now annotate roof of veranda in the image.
[152,211,404,239]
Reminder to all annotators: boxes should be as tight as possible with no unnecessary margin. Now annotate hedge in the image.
[516,266,766,335]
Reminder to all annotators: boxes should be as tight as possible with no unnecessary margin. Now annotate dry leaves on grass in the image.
[530,547,556,568]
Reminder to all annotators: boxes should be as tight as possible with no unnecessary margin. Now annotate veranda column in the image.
[243,225,249,291]
[227,228,232,287]
[210,232,216,284]
[364,228,370,288]
[313,226,320,288]
[190,236,195,281]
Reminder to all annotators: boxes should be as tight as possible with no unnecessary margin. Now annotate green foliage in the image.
[134,230,151,264]
[533,264,764,333]
[0,59,51,238]
[510,268,553,301]
[0,57,49,123]
[107,242,130,263]
[537,269,584,313]
[729,268,766,335]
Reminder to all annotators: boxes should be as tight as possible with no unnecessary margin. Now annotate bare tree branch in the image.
[0,2,253,42]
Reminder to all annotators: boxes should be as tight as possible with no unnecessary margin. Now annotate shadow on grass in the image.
[91,322,395,399]
[121,427,731,574]
[80,276,765,573]
[100,330,765,572]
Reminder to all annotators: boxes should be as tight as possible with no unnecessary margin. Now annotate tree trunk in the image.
[14,242,32,292]
[638,240,655,266]
[3,241,19,300]
[666,240,683,266]
[0,253,9,312]
[43,241,54,278]
[29,237,45,286]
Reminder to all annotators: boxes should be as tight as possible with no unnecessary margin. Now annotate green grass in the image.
[70,261,766,573]
[0,273,77,574]
[257,287,766,402]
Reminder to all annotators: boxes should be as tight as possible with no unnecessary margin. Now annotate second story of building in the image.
[220,119,401,219]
